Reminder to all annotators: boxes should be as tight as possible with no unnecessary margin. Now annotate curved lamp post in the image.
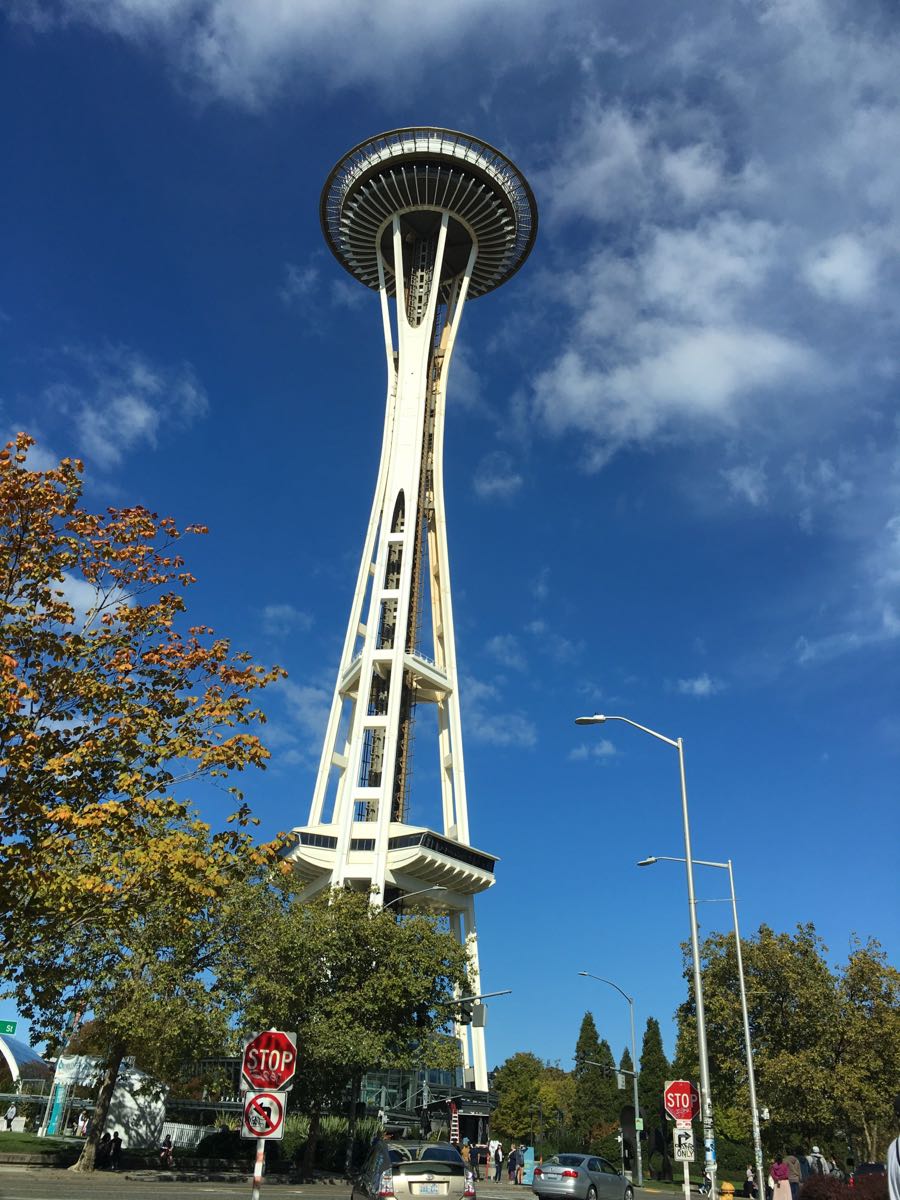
[575,713,717,1199]
[639,856,762,1198]
[578,971,643,1186]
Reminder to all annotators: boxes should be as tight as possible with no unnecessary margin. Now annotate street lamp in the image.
[578,972,643,1186]
[575,713,717,1198]
[638,855,762,1200]
[383,885,449,911]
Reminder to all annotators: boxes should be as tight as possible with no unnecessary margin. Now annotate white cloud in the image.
[722,463,768,507]
[568,738,617,762]
[795,604,900,665]
[531,567,550,603]
[10,0,559,107]
[660,143,725,206]
[485,634,525,672]
[676,673,723,697]
[803,234,878,304]
[281,680,331,745]
[262,603,314,637]
[38,345,207,469]
[473,451,523,500]
[462,676,536,749]
[281,261,320,306]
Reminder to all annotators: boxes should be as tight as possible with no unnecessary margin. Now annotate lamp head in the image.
[574,714,607,725]
[637,857,658,867]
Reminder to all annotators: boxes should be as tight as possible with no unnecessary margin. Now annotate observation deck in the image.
[285,823,497,897]
[320,127,538,301]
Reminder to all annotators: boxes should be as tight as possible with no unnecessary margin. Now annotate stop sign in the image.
[241,1030,298,1092]
[664,1079,701,1122]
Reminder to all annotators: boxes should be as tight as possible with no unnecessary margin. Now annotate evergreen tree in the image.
[572,1012,604,1149]
[639,1017,671,1179]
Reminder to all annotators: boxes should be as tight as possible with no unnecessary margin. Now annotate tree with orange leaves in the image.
[0,434,286,1170]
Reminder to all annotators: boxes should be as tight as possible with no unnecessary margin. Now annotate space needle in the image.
[286,128,537,1091]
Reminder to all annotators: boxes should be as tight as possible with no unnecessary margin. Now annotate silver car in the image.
[354,1140,476,1200]
[533,1154,634,1200]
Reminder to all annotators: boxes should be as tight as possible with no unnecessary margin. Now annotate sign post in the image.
[241,1031,297,1199]
[665,1082,700,1200]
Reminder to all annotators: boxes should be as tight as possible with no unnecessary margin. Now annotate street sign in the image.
[241,1030,297,1092]
[635,1118,644,1131]
[241,1090,286,1141]
[674,1127,695,1162]
[664,1079,701,1123]
[0,1020,17,1036]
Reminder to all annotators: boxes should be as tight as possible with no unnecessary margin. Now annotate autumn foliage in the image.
[0,434,286,1168]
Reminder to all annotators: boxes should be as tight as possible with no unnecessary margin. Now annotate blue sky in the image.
[2,0,898,1073]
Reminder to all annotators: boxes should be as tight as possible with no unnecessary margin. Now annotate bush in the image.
[195,1128,248,1161]
[800,1177,888,1200]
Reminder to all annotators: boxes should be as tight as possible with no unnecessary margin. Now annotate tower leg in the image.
[462,899,488,1092]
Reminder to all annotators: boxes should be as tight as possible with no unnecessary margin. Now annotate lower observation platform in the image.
[284,823,498,897]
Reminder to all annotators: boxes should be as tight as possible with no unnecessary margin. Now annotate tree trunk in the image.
[345,1072,363,1177]
[70,1046,124,1172]
[301,1107,321,1179]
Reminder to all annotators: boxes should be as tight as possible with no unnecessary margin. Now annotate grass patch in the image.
[0,1132,79,1155]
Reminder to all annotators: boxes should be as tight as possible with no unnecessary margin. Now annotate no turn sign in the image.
[241,1090,286,1141]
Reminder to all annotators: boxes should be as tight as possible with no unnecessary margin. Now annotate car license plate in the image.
[416,1186,440,1195]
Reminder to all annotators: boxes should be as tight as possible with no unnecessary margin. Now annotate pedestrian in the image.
[110,1131,123,1170]
[806,1147,830,1177]
[770,1155,791,1200]
[887,1135,899,1200]
[744,1165,758,1198]
[461,1139,472,1169]
[3,1102,16,1130]
[76,1111,88,1138]
[516,1144,525,1186]
[96,1131,112,1169]
[160,1134,174,1169]
[827,1157,842,1180]
[784,1151,802,1200]
[508,1144,517,1183]
[494,1141,504,1183]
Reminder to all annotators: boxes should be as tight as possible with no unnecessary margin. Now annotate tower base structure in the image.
[286,129,538,1092]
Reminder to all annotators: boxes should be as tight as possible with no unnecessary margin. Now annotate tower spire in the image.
[286,128,537,1091]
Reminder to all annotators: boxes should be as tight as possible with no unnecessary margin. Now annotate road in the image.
[0,1168,668,1200]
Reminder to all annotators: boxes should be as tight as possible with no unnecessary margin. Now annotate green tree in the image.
[0,435,285,1170]
[537,1066,576,1154]
[674,923,900,1160]
[638,1016,671,1178]
[225,885,471,1172]
[831,938,900,1160]
[573,1013,620,1154]
[492,1052,544,1143]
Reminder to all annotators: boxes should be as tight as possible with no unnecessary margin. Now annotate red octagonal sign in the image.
[664,1079,701,1122]
[241,1030,298,1092]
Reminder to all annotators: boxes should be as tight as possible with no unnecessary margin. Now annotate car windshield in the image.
[420,1146,464,1163]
